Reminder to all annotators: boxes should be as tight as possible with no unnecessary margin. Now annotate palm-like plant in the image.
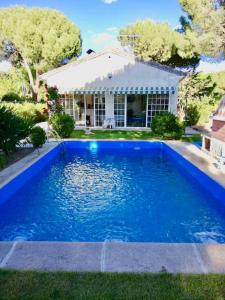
[0,105,32,155]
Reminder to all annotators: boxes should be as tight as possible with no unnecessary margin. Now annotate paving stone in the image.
[0,242,13,266]
[5,242,102,271]
[195,244,225,273]
[104,243,205,273]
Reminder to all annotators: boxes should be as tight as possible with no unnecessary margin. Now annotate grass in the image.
[181,134,202,143]
[70,130,202,143]
[0,270,225,299]
[70,129,156,140]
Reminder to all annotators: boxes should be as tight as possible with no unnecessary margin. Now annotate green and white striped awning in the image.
[72,86,176,95]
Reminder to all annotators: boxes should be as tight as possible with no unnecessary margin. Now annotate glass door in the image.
[126,95,147,127]
[63,94,75,119]
[114,95,125,127]
[74,95,85,126]
[147,94,169,126]
[94,95,105,127]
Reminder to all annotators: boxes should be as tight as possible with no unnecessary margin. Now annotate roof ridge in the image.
[41,47,185,79]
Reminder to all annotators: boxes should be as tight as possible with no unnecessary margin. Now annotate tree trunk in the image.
[35,70,40,102]
[22,57,38,102]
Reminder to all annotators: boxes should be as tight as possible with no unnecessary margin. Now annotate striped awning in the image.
[72,86,176,95]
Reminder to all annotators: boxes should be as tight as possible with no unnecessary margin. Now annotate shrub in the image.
[2,102,48,124]
[33,109,48,123]
[0,106,32,155]
[1,92,24,103]
[185,104,200,126]
[29,126,47,148]
[151,112,184,139]
[0,154,7,169]
[50,113,74,138]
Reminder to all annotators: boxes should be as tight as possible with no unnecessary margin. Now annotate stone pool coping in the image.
[165,141,225,189]
[0,139,225,273]
[0,142,58,188]
[1,241,225,273]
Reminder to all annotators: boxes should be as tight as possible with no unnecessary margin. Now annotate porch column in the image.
[105,93,114,119]
[169,90,178,115]
[145,94,148,128]
[93,95,96,127]
[84,94,87,128]
[124,94,127,128]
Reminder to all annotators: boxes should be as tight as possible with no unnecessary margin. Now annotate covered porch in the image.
[60,86,177,129]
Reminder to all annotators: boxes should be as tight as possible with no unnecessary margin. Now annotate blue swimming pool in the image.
[0,141,225,243]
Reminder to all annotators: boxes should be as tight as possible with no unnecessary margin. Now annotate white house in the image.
[41,48,184,129]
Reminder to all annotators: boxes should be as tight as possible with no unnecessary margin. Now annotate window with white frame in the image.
[95,95,105,127]
[114,94,125,127]
[61,94,85,125]
[147,93,169,126]
[62,94,74,119]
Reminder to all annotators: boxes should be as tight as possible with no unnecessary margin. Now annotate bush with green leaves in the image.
[151,112,184,139]
[29,126,47,148]
[0,154,7,169]
[50,113,74,138]
[2,102,48,124]
[185,104,200,126]
[0,105,32,154]
[1,92,24,103]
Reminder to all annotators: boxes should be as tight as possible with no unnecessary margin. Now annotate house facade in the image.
[202,96,225,159]
[42,48,183,129]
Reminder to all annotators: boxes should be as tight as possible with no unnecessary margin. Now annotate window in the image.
[62,94,74,119]
[114,95,125,127]
[95,95,105,127]
[127,95,147,127]
[62,94,85,124]
[147,94,169,126]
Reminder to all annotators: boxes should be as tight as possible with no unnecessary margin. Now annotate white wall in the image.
[43,50,182,94]
[105,93,114,119]
[169,91,178,114]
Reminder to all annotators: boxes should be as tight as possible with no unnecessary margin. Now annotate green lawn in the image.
[70,129,155,140]
[70,129,202,143]
[0,270,225,300]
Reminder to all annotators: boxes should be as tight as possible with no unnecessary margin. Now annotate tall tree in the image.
[0,67,29,100]
[179,0,224,57]
[119,19,200,67]
[0,6,82,101]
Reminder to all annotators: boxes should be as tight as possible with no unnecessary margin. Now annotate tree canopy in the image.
[0,67,29,100]
[179,0,224,57]
[119,19,200,67]
[119,1,224,67]
[178,71,225,124]
[0,6,82,100]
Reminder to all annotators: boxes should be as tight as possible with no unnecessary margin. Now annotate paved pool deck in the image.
[0,142,58,188]
[165,141,225,188]
[0,140,225,273]
[1,242,225,273]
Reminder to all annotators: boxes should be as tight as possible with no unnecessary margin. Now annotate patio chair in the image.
[103,117,115,129]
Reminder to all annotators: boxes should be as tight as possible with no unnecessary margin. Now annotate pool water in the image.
[0,141,225,243]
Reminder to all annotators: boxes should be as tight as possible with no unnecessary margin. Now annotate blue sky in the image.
[1,0,224,72]
[0,0,184,53]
